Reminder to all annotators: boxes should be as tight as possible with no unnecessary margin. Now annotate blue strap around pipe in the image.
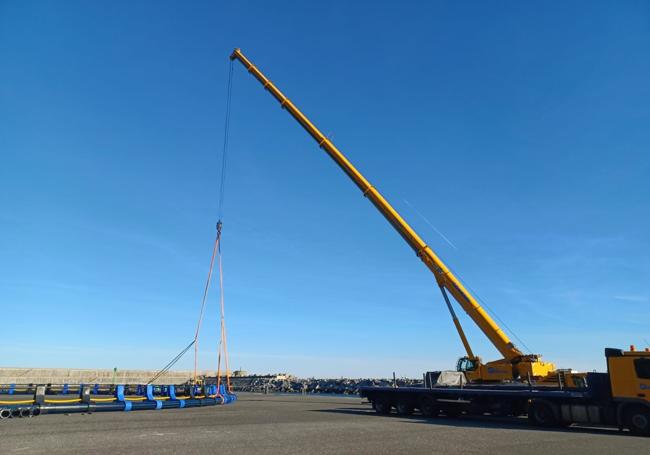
[116,385,125,401]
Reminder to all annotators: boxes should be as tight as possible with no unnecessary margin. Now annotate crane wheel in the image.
[396,401,414,416]
[624,405,650,436]
[374,400,392,415]
[527,400,558,427]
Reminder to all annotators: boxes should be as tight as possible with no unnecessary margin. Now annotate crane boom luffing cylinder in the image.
[230,48,556,382]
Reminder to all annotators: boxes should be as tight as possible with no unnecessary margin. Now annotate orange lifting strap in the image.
[215,222,231,393]
[193,223,221,384]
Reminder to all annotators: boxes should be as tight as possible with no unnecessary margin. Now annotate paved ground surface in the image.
[0,393,647,454]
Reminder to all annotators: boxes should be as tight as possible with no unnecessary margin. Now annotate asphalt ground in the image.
[0,393,647,454]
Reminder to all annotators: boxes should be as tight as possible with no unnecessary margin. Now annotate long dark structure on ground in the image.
[360,352,648,434]
[0,383,236,419]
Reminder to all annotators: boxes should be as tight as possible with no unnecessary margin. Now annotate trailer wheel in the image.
[624,405,650,436]
[374,400,392,415]
[419,398,438,418]
[527,400,558,427]
[396,401,414,416]
[443,406,462,418]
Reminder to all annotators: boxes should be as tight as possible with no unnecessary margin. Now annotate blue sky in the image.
[1,1,648,378]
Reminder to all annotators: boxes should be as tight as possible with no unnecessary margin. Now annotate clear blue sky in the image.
[1,1,648,378]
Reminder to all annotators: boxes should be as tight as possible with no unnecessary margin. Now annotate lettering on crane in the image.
[487,368,509,374]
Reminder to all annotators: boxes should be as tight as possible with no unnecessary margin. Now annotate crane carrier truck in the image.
[230,49,650,436]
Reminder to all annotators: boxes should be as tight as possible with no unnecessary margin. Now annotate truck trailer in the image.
[360,348,650,435]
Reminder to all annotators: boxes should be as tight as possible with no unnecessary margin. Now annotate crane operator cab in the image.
[456,357,479,374]
[455,356,516,382]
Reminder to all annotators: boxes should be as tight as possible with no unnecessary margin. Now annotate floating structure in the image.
[0,382,236,419]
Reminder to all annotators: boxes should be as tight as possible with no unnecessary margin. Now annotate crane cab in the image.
[456,357,515,382]
[456,357,479,374]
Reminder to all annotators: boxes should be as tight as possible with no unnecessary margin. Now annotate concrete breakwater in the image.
[227,376,423,395]
[0,368,422,395]
[0,367,211,385]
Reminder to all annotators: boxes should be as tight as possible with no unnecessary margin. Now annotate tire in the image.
[443,406,462,418]
[374,400,392,415]
[396,401,414,416]
[419,398,438,418]
[527,400,558,427]
[624,405,650,436]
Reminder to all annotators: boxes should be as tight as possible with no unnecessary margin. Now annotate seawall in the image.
[0,367,212,385]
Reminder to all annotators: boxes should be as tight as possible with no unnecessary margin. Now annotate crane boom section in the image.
[230,49,523,361]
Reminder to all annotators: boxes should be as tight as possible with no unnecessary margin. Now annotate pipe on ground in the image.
[37,397,226,415]
[1,388,236,419]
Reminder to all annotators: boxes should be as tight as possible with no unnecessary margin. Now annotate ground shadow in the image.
[240,397,361,406]
[311,407,632,438]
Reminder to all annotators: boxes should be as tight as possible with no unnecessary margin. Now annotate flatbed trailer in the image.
[360,369,650,435]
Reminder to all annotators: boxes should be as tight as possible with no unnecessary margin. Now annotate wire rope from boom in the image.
[213,59,234,393]
[193,57,235,385]
[150,58,235,386]
[218,59,234,221]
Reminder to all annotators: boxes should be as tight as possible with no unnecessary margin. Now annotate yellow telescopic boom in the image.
[230,49,524,362]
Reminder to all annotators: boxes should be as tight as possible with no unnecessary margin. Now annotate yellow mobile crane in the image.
[231,49,650,434]
[230,48,553,383]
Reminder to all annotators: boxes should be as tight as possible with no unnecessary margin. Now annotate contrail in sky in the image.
[403,199,458,250]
